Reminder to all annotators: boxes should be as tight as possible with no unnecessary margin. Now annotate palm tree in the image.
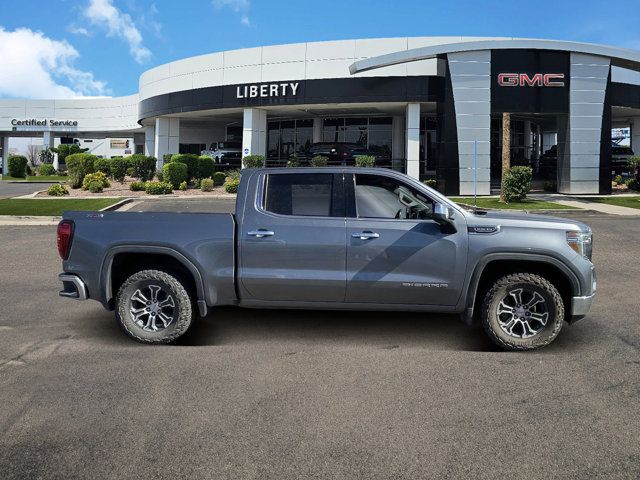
[500,112,511,202]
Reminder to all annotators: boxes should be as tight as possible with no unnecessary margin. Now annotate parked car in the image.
[57,167,595,350]
[201,141,242,166]
[304,142,389,165]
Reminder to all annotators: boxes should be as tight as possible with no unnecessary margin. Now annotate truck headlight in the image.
[566,230,593,261]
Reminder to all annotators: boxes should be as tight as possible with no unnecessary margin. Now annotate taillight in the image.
[57,220,74,260]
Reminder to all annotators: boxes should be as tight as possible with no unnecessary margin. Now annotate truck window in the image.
[354,174,434,220]
[264,173,337,217]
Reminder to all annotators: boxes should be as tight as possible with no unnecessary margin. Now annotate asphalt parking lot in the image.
[0,181,54,199]
[0,209,638,479]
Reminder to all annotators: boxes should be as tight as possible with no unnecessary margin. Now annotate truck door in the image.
[239,172,346,302]
[345,173,467,306]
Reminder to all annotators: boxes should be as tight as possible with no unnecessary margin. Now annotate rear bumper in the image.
[58,273,88,300]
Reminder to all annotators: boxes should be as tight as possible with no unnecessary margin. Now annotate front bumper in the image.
[571,294,594,316]
[59,273,88,300]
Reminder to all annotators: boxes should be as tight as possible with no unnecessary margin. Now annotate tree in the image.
[53,144,88,166]
[500,112,511,203]
[39,147,55,164]
[26,144,42,167]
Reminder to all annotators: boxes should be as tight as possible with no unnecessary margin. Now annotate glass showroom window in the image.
[322,117,393,154]
[267,119,315,165]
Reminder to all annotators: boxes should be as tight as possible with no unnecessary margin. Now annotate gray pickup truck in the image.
[57,168,596,350]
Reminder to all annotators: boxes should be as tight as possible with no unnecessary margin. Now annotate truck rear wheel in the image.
[115,269,194,344]
[481,273,564,351]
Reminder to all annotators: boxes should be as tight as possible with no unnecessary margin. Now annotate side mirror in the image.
[433,202,457,232]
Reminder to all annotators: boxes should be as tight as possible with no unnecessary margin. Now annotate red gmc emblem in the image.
[498,73,565,87]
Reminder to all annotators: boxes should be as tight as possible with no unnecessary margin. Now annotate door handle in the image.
[352,231,380,240]
[248,230,275,238]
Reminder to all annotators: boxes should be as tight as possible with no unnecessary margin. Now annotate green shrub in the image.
[627,156,640,174]
[179,181,188,191]
[170,154,199,180]
[38,163,56,176]
[224,178,240,193]
[162,153,174,164]
[355,155,376,167]
[130,181,146,191]
[162,162,188,189]
[201,178,214,192]
[502,166,533,203]
[145,181,173,195]
[94,158,111,176]
[624,178,639,190]
[198,156,215,179]
[213,171,226,186]
[66,153,96,188]
[54,144,88,166]
[543,181,557,192]
[7,155,28,178]
[225,169,241,181]
[423,179,437,189]
[82,171,110,191]
[310,155,328,167]
[47,184,68,196]
[242,155,265,168]
[86,179,105,193]
[193,178,202,189]
[156,170,163,182]
[129,154,157,181]
[613,174,623,185]
[26,165,34,176]
[110,157,128,182]
[287,153,301,167]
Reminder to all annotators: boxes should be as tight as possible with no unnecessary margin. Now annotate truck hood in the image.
[465,210,591,232]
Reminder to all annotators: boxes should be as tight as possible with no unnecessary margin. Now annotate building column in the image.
[558,53,610,194]
[523,121,532,160]
[447,50,491,195]
[312,118,323,143]
[144,126,155,157]
[242,108,267,159]
[392,115,405,167]
[1,137,9,176]
[154,118,180,168]
[405,103,420,179]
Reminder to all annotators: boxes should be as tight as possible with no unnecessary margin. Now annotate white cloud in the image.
[68,25,90,36]
[213,0,252,27]
[0,27,108,99]
[83,0,151,63]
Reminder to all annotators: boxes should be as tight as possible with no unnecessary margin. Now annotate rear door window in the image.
[263,173,343,217]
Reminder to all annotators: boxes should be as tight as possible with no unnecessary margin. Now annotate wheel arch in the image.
[464,253,580,323]
[100,246,208,316]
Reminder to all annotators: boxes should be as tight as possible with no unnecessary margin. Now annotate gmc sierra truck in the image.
[57,168,596,350]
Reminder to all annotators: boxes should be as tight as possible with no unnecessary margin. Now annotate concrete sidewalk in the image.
[531,194,640,216]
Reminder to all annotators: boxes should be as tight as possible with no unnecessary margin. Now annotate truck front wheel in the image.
[115,269,194,344]
[481,273,564,350]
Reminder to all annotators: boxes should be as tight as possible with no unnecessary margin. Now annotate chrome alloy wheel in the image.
[129,284,176,332]
[496,288,549,339]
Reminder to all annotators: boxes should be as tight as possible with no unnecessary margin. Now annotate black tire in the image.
[481,273,564,351]
[116,269,194,344]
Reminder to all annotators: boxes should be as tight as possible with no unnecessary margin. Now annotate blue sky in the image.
[1,0,639,98]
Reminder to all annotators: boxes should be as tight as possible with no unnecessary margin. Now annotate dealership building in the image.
[2,36,640,195]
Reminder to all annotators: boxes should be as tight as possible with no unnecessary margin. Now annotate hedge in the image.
[242,155,265,168]
[145,181,173,195]
[198,156,215,179]
[170,154,199,180]
[110,157,128,182]
[129,154,157,181]
[502,166,533,203]
[66,153,97,188]
[162,162,188,189]
[38,164,56,176]
[213,171,226,186]
[7,155,28,178]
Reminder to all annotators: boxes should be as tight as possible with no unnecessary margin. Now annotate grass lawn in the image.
[0,198,124,216]
[449,197,577,210]
[1,175,68,182]
[586,196,640,210]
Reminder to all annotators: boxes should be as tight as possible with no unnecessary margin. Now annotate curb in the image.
[99,198,134,211]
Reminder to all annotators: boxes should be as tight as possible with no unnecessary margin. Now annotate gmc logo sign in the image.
[498,73,565,87]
